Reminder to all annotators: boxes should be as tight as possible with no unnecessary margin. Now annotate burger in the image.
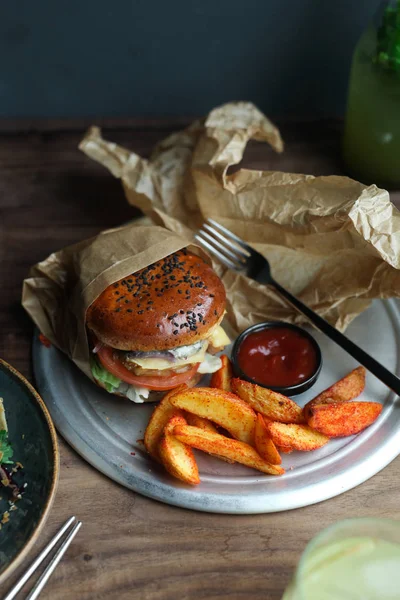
[87,249,230,402]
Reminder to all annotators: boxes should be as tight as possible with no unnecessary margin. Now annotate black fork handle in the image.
[272,278,400,396]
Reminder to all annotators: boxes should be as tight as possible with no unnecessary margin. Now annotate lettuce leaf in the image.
[90,357,121,393]
[0,430,13,465]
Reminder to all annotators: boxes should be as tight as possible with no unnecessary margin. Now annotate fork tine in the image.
[199,229,246,264]
[203,224,249,260]
[194,234,240,271]
[207,219,253,253]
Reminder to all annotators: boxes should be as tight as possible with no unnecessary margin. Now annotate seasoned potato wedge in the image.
[184,414,234,463]
[210,355,233,392]
[303,367,366,421]
[306,401,382,437]
[159,415,200,485]
[254,414,282,465]
[170,387,256,445]
[277,445,294,454]
[144,385,187,460]
[185,413,218,433]
[231,378,304,424]
[264,421,329,451]
[173,425,284,476]
[184,413,234,464]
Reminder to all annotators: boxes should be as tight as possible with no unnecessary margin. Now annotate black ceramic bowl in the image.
[231,321,322,396]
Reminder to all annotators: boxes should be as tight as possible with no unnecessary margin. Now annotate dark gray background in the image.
[0,1,379,118]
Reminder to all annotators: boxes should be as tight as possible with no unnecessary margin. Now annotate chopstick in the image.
[4,516,82,600]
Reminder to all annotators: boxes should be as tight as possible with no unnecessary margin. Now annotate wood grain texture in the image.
[1,119,400,600]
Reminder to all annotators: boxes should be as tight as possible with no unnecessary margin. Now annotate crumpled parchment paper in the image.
[80,101,400,333]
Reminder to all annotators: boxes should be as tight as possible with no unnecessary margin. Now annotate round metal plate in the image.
[33,300,400,514]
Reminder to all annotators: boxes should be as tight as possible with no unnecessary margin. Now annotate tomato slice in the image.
[97,345,200,390]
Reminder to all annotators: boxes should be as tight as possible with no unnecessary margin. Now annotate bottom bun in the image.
[93,371,202,403]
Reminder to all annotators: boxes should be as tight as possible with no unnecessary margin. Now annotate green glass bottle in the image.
[343,1,400,188]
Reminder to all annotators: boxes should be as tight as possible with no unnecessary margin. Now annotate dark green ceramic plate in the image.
[0,359,59,585]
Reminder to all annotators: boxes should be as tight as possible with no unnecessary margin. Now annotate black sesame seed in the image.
[209,294,215,297]
[127,309,132,313]
[138,310,144,315]
[180,310,184,314]
[197,303,202,306]
[178,290,182,294]
[173,322,179,327]
[180,324,185,329]
[214,310,218,315]
[173,330,179,335]
[125,300,129,304]
[115,308,121,312]
[156,324,161,328]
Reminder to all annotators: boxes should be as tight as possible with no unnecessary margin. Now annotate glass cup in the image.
[282,518,400,599]
[343,1,400,188]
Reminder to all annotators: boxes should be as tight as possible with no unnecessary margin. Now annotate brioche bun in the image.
[87,250,226,351]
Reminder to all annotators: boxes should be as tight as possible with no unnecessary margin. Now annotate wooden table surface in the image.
[2,118,400,600]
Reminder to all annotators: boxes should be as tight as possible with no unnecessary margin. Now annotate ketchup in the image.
[236,327,318,388]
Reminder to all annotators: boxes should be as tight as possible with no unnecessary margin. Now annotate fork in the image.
[195,218,400,396]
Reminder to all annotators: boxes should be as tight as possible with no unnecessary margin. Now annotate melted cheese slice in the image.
[208,325,230,349]
[128,325,229,371]
[128,345,208,371]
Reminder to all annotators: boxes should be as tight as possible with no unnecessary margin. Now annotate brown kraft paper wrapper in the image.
[79,101,400,333]
[22,223,198,381]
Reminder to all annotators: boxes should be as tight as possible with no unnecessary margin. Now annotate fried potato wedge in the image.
[159,415,200,485]
[210,355,233,392]
[184,415,234,463]
[231,378,304,424]
[185,413,218,433]
[303,367,366,420]
[264,421,329,451]
[306,401,382,437]
[170,387,256,444]
[173,425,285,476]
[254,414,282,465]
[277,445,294,454]
[144,385,187,461]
